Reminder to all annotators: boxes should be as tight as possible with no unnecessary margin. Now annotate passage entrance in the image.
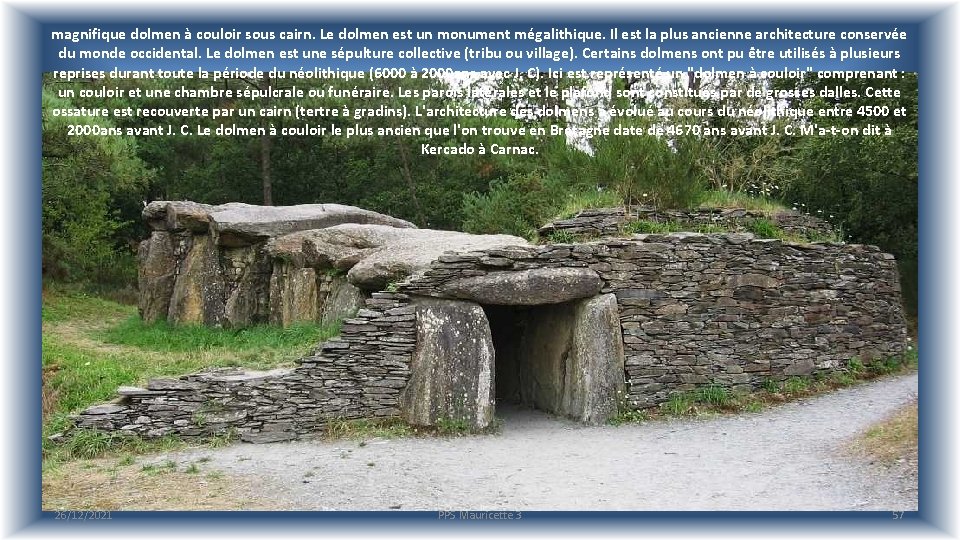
[482,295,625,424]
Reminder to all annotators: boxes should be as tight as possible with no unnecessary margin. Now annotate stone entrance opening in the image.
[400,274,626,430]
[483,295,625,424]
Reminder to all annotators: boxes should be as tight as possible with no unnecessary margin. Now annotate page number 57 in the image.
[892,511,905,520]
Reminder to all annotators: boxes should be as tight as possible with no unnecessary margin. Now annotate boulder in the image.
[401,298,495,430]
[209,203,416,247]
[269,224,528,290]
[439,267,602,305]
[143,201,216,232]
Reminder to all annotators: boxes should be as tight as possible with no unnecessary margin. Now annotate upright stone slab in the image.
[566,294,626,423]
[223,245,272,327]
[319,276,365,325]
[167,234,225,326]
[269,262,319,327]
[401,297,494,430]
[514,294,625,424]
[137,231,177,323]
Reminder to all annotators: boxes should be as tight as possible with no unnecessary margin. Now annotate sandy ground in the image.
[138,372,919,511]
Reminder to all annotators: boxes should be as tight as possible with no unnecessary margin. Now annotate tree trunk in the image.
[260,74,273,206]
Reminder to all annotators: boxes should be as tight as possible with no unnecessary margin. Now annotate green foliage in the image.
[762,378,782,394]
[462,170,566,239]
[868,356,905,376]
[545,230,578,244]
[745,218,784,240]
[591,118,706,210]
[608,408,651,425]
[206,428,240,448]
[46,429,184,465]
[742,400,763,413]
[661,393,696,416]
[695,384,732,407]
[848,357,865,375]
[42,89,152,285]
[41,290,330,458]
[777,73,918,316]
[553,189,624,220]
[325,417,414,440]
[434,417,471,436]
[698,190,788,215]
[783,377,810,394]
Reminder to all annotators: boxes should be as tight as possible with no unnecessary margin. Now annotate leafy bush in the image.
[591,117,706,210]
[42,89,151,285]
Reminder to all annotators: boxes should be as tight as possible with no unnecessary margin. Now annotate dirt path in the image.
[150,373,919,511]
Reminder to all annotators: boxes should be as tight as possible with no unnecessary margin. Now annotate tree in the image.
[41,88,151,283]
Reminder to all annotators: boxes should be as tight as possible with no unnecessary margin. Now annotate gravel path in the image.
[157,373,918,511]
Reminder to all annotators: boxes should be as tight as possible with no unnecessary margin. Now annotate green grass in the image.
[45,429,186,469]
[660,393,696,416]
[100,317,337,354]
[434,417,471,436]
[325,417,416,440]
[608,408,650,425]
[622,219,686,235]
[553,189,624,221]
[745,218,785,240]
[42,289,342,465]
[698,190,789,215]
[783,376,810,394]
[42,288,135,323]
[694,384,732,407]
[545,230,578,244]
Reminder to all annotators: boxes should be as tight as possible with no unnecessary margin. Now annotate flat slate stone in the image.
[82,404,127,415]
[439,267,602,305]
[117,386,158,396]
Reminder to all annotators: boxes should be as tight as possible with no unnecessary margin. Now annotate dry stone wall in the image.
[74,293,415,442]
[402,233,907,408]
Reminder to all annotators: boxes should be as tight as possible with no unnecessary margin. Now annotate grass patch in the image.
[608,408,650,425]
[698,190,789,215]
[100,317,337,355]
[325,417,415,440]
[695,384,733,407]
[745,218,785,240]
[44,429,186,470]
[660,393,696,416]
[41,289,340,462]
[553,189,624,221]
[855,401,918,465]
[433,417,471,436]
[41,289,346,467]
[622,219,686,235]
[545,230,579,244]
